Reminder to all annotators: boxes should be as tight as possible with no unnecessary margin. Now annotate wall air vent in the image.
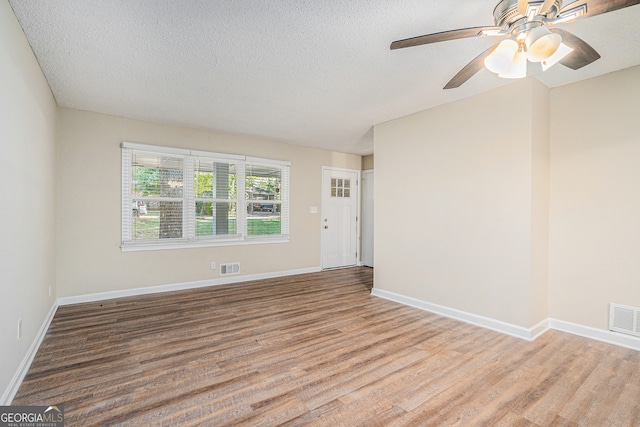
[220,262,240,276]
[609,303,640,338]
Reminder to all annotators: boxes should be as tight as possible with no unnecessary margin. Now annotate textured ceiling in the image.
[8,0,640,155]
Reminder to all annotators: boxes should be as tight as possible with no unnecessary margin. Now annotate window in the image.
[194,158,238,238]
[330,177,351,198]
[122,142,290,250]
[129,150,184,240]
[246,163,283,237]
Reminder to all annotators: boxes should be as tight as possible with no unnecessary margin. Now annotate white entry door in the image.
[321,167,359,269]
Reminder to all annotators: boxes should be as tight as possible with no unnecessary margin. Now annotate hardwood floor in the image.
[14,267,640,426]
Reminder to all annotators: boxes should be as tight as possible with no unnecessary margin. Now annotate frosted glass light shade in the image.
[541,42,574,71]
[484,39,519,74]
[499,51,527,79]
[526,26,561,62]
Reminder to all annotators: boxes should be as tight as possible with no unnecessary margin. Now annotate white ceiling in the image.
[9,0,640,155]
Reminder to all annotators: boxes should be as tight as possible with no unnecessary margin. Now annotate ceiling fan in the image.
[391,0,640,89]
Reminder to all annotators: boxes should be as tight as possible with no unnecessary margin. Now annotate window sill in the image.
[121,236,289,252]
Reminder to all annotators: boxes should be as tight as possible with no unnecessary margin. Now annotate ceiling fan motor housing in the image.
[493,0,562,27]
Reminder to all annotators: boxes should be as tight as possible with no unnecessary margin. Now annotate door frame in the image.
[361,169,374,267]
[320,166,361,270]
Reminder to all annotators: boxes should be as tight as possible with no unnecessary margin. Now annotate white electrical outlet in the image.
[17,318,22,340]
[210,261,216,270]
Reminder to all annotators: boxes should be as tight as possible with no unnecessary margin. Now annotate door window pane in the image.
[331,177,351,198]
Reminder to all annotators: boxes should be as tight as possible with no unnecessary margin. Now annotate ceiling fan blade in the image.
[559,0,640,18]
[518,0,529,15]
[549,28,601,69]
[390,26,502,50]
[444,44,499,89]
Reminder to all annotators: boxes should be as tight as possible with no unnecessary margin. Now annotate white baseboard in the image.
[549,318,640,351]
[58,266,321,306]
[371,288,545,341]
[530,318,550,341]
[371,288,640,351]
[1,302,58,405]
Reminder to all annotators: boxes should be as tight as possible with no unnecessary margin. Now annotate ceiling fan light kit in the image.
[483,23,565,77]
[391,0,640,89]
[484,39,520,74]
[525,25,562,62]
[541,42,574,70]
[499,50,529,78]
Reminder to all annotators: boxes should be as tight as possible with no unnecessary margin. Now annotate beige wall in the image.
[57,108,361,297]
[530,81,550,325]
[548,66,640,329]
[0,2,58,400]
[374,66,640,334]
[374,79,549,328]
[362,154,374,170]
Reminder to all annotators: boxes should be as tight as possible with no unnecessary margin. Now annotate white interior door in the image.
[361,170,374,267]
[321,168,359,269]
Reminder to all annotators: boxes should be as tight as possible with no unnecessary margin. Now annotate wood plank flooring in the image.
[14,267,640,426]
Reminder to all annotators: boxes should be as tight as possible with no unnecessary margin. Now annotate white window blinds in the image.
[121,142,290,250]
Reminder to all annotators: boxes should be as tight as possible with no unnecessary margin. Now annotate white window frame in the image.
[121,142,290,251]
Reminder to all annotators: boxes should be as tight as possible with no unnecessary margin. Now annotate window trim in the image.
[121,142,290,251]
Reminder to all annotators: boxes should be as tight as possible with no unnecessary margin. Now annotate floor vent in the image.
[609,303,640,338]
[220,262,240,276]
